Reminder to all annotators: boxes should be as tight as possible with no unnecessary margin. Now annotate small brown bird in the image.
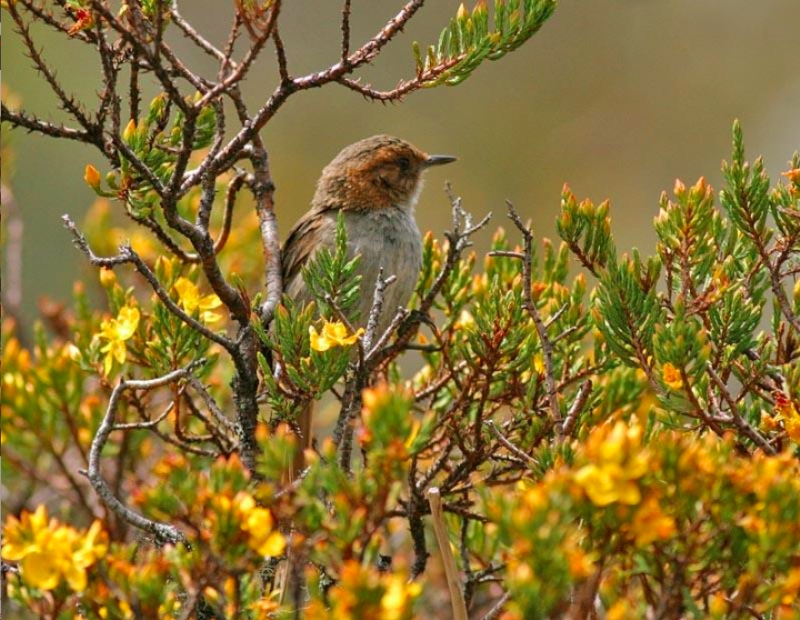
[281,134,456,473]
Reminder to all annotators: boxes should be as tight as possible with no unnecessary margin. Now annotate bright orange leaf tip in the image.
[661,362,683,390]
[84,164,101,190]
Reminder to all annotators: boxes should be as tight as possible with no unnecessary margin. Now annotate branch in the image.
[562,379,592,437]
[62,215,237,353]
[706,363,777,455]
[362,270,398,354]
[480,592,511,620]
[172,1,228,64]
[371,187,492,367]
[88,0,192,116]
[1,104,94,144]
[194,1,282,110]
[82,363,206,546]
[184,374,237,436]
[340,0,352,61]
[197,0,425,180]
[484,420,539,466]
[503,201,565,437]
[8,2,98,134]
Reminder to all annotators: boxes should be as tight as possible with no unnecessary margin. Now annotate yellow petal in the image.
[63,562,89,592]
[254,531,286,557]
[309,325,331,352]
[174,278,200,313]
[21,551,61,591]
[114,306,140,340]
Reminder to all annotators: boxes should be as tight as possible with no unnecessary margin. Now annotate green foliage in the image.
[3,7,800,611]
[556,186,615,275]
[413,0,557,87]
[257,299,352,422]
[592,250,663,369]
[89,93,218,217]
[301,211,363,321]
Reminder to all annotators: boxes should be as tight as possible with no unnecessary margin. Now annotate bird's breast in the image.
[344,207,423,332]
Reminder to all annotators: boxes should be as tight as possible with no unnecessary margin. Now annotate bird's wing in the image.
[281,207,338,300]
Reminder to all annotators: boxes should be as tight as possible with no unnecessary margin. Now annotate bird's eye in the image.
[397,156,410,171]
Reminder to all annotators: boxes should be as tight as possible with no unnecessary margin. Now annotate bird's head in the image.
[313,134,456,212]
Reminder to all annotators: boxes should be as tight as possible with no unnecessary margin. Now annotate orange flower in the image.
[774,391,800,444]
[629,496,676,546]
[67,7,95,36]
[84,164,101,189]
[661,362,683,390]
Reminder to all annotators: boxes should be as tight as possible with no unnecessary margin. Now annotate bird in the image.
[280,134,456,476]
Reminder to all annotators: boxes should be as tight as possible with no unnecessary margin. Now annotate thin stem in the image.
[63,215,237,352]
[428,487,469,620]
[503,202,564,436]
[340,0,352,61]
[83,363,205,546]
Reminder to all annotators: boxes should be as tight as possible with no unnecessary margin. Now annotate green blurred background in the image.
[3,1,799,328]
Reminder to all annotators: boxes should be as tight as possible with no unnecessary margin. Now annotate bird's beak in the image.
[424,154,457,167]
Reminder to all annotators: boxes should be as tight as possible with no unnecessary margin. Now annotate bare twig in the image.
[562,379,593,437]
[62,215,237,353]
[706,363,777,455]
[82,363,206,546]
[361,269,396,353]
[480,591,511,620]
[1,105,93,144]
[485,420,539,466]
[184,374,237,435]
[503,202,564,436]
[172,2,227,63]
[340,0,353,61]
[113,400,175,430]
[249,138,283,327]
[198,0,426,180]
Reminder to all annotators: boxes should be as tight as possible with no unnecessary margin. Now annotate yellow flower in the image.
[309,320,363,352]
[774,391,800,444]
[99,268,117,288]
[574,421,649,506]
[453,309,475,330]
[231,492,286,557]
[122,119,137,142]
[2,506,107,591]
[381,574,421,620]
[661,362,683,390]
[174,277,223,324]
[98,305,140,375]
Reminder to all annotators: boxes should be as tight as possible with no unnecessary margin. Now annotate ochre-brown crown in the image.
[312,135,456,212]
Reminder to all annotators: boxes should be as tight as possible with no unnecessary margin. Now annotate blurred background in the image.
[3,0,799,329]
